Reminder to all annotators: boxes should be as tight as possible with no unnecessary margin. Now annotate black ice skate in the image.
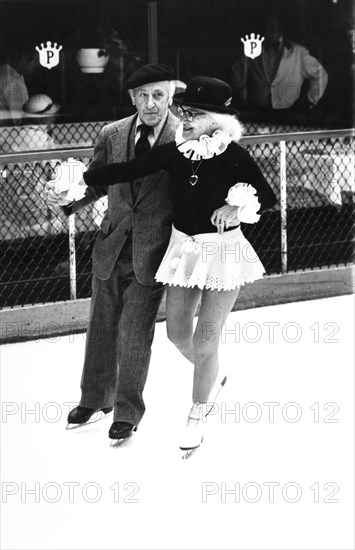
[66,406,113,430]
[109,421,138,447]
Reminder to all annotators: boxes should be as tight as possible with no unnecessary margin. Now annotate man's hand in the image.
[210,204,240,234]
[45,180,73,210]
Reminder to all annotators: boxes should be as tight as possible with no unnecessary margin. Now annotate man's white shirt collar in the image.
[135,113,168,144]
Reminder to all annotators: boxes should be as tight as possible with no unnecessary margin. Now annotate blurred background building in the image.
[0,0,353,310]
[0,0,353,133]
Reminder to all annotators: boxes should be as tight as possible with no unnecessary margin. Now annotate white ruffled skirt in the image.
[155,225,265,291]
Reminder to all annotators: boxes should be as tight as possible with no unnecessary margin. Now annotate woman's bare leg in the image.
[192,287,240,403]
[166,284,240,403]
[166,285,202,363]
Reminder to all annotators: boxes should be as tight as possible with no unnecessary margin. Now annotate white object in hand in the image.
[52,158,87,202]
[237,202,261,223]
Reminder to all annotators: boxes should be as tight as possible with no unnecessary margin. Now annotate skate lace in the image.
[187,402,203,425]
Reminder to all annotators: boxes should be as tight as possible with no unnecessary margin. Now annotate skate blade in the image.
[181,446,200,460]
[65,411,108,430]
[110,435,132,448]
[180,436,203,460]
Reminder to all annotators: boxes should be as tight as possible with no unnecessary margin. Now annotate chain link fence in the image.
[0,121,109,153]
[0,120,317,153]
[242,131,354,274]
[0,129,353,309]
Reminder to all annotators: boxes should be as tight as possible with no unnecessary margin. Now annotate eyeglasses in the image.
[177,106,206,122]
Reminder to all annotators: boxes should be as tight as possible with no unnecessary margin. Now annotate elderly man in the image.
[47,64,179,442]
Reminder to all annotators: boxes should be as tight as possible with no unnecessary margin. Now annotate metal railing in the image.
[0,128,354,307]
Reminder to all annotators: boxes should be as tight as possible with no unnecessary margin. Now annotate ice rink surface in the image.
[1,294,354,550]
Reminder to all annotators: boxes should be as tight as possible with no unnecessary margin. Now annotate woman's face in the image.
[178,106,216,140]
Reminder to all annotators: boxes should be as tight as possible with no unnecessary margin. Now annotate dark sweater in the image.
[84,141,276,236]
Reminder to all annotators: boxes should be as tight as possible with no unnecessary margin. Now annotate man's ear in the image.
[128,89,135,106]
[168,82,175,107]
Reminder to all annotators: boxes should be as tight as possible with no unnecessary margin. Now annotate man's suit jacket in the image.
[69,110,179,284]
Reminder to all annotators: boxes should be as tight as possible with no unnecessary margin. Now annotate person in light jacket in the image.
[231,14,328,111]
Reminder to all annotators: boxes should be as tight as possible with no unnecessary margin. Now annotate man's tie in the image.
[131,124,153,201]
[135,124,152,157]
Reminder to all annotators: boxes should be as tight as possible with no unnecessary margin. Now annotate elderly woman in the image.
[82,76,276,454]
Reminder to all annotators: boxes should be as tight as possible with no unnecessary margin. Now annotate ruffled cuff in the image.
[225,182,261,224]
[236,204,261,224]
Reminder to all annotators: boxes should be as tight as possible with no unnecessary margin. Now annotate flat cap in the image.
[126,63,174,89]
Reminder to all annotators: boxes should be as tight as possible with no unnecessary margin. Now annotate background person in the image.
[0,43,38,121]
[231,14,328,121]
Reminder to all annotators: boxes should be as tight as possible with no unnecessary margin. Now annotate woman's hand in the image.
[210,204,240,234]
[45,180,73,209]
[45,159,87,209]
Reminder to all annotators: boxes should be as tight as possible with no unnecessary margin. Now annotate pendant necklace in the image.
[189,159,203,186]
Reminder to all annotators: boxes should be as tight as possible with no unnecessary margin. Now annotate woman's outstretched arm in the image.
[83,142,174,187]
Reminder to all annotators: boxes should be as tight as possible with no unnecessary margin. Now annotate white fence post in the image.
[280,140,288,274]
[68,214,77,300]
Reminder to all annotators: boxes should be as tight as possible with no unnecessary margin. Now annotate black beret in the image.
[126,64,174,89]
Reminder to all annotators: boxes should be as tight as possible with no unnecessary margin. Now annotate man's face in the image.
[265,16,282,43]
[132,81,172,126]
